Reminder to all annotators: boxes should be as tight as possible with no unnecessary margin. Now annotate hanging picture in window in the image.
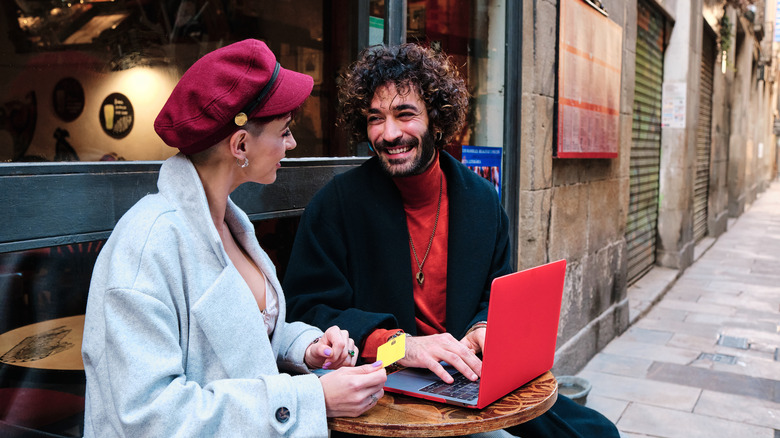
[52,77,84,122]
[99,93,134,139]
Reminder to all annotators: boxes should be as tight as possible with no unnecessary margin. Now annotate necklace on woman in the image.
[409,173,443,286]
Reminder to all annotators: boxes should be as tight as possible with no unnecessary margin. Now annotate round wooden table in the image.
[0,315,85,371]
[328,370,558,437]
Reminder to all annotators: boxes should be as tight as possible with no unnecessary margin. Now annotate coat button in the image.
[275,407,290,423]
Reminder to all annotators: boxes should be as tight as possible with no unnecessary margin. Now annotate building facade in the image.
[0,0,777,434]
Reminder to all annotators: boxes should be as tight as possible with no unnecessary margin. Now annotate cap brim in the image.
[253,67,314,118]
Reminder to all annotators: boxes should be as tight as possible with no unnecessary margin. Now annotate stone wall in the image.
[515,0,776,376]
[706,7,732,239]
[518,0,633,375]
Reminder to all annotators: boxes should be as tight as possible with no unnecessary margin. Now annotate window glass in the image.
[406,0,506,160]
[0,0,363,162]
[0,1,504,162]
[0,242,102,332]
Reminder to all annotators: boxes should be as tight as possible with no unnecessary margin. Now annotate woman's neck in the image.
[191,155,239,229]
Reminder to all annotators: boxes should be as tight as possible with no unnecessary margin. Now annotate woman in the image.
[81,39,386,437]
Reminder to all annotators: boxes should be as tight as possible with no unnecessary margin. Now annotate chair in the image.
[0,387,84,437]
[0,419,70,438]
[0,272,30,333]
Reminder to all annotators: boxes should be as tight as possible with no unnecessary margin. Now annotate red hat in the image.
[154,39,314,155]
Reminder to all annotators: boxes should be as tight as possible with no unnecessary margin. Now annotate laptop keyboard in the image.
[419,372,480,400]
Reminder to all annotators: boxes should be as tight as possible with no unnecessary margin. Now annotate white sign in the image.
[775,3,780,42]
[661,82,686,128]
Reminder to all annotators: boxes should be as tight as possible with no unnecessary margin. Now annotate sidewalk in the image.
[576,180,780,438]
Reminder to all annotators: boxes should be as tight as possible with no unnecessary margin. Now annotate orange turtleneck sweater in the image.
[360,153,450,360]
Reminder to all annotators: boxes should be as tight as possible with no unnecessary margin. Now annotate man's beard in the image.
[373,129,437,177]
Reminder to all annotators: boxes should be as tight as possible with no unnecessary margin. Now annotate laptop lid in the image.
[383,259,567,409]
[477,258,566,408]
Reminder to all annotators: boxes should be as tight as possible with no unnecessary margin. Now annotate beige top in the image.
[262,275,279,336]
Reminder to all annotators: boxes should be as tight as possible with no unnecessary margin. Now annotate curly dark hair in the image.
[338,43,469,149]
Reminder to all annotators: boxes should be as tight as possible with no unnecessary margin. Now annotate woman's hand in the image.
[320,361,387,417]
[305,326,358,369]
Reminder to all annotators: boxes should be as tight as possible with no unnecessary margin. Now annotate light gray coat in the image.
[82,153,327,437]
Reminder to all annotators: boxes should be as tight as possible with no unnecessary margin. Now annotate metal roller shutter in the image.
[694,26,716,243]
[626,0,665,285]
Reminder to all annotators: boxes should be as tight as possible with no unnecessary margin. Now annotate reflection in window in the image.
[0,242,103,333]
[0,1,505,163]
[0,0,361,162]
[405,0,505,159]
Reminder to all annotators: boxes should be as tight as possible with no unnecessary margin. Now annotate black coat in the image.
[283,151,512,349]
[283,152,621,438]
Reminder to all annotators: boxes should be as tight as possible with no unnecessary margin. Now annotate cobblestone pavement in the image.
[577,180,780,438]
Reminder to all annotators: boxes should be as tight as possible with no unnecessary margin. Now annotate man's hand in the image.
[397,333,482,383]
[305,326,358,369]
[459,326,486,355]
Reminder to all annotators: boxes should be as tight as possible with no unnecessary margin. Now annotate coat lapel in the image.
[190,265,275,379]
[158,154,285,379]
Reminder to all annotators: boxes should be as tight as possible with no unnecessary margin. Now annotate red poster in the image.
[557,0,623,158]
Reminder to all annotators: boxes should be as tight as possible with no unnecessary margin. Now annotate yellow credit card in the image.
[376,334,406,368]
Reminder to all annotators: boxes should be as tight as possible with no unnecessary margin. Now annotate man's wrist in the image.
[387,330,410,341]
[466,321,487,336]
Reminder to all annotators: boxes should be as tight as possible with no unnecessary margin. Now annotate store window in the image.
[0,0,366,162]
[398,0,506,198]
[0,0,504,163]
[0,4,509,435]
[0,0,509,312]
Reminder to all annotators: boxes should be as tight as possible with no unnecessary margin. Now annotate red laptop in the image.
[383,259,567,408]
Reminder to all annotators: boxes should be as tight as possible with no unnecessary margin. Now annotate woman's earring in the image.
[238,157,249,168]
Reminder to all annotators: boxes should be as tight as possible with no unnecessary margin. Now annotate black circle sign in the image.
[52,77,84,122]
[99,93,134,139]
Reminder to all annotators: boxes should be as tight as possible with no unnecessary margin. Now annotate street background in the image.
[578,180,780,437]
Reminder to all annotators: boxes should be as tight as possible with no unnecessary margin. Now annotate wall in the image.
[656,0,703,270]
[520,0,778,377]
[519,0,633,376]
[705,7,732,240]
[726,8,779,216]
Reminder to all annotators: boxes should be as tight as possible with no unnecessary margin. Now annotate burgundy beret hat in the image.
[154,39,314,155]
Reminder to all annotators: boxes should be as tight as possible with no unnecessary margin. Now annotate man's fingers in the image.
[426,337,481,380]
[399,334,483,382]
[444,353,480,381]
[425,339,482,381]
[450,343,482,379]
[427,360,455,384]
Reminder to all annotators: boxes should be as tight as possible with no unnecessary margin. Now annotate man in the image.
[284,43,619,437]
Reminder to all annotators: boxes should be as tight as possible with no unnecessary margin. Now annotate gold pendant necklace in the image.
[409,173,443,286]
